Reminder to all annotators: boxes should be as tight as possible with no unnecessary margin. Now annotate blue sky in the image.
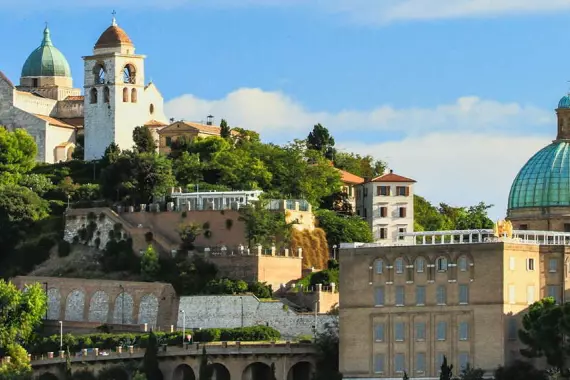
[1,1,569,219]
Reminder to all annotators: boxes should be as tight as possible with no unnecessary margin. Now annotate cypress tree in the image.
[142,330,163,380]
[198,346,213,380]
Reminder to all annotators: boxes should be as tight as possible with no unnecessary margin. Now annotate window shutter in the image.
[402,208,407,217]
[405,186,410,196]
[377,186,381,196]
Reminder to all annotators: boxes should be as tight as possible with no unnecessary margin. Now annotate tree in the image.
[71,133,85,161]
[18,174,54,196]
[458,364,484,380]
[142,331,163,380]
[494,360,548,380]
[133,126,157,154]
[0,128,37,175]
[312,320,342,380]
[0,280,46,357]
[0,344,32,380]
[177,223,203,251]
[220,119,231,139]
[141,245,160,281]
[101,143,121,166]
[307,124,335,160]
[238,201,292,247]
[173,152,203,188]
[519,298,570,377]
[402,372,409,380]
[315,209,373,247]
[270,363,277,380]
[198,346,213,380]
[334,151,385,179]
[439,355,453,380]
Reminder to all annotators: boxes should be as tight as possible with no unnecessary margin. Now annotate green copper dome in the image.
[508,141,570,209]
[21,27,71,78]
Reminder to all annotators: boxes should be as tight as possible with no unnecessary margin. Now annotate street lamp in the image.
[59,321,63,350]
[180,310,185,346]
[332,245,338,261]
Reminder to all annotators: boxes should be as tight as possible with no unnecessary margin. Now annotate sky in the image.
[1,0,569,219]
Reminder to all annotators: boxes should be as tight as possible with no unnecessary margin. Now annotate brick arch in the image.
[172,364,195,380]
[113,292,134,324]
[287,361,313,380]
[242,362,272,380]
[88,290,110,323]
[211,363,230,380]
[47,288,61,320]
[138,293,159,327]
[64,289,86,321]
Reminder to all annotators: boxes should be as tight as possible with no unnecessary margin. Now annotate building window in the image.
[395,258,404,274]
[364,208,367,218]
[374,354,385,374]
[103,86,110,103]
[375,287,385,306]
[395,322,405,341]
[377,186,390,196]
[508,318,517,341]
[509,285,515,304]
[398,227,406,240]
[378,206,388,217]
[165,137,172,147]
[436,285,447,305]
[436,257,448,272]
[437,353,446,369]
[32,78,38,87]
[122,87,129,102]
[93,63,105,84]
[415,322,426,341]
[459,322,469,341]
[458,352,469,370]
[396,186,409,196]
[459,284,469,304]
[548,285,561,304]
[509,257,515,271]
[549,258,558,273]
[150,104,155,115]
[526,258,535,271]
[520,224,529,230]
[527,286,535,304]
[416,353,426,373]
[398,207,407,218]
[395,286,405,306]
[374,324,385,342]
[416,258,425,273]
[123,64,136,84]
[90,88,98,104]
[378,227,388,240]
[458,257,468,271]
[375,260,384,274]
[564,223,570,232]
[436,321,447,341]
[394,353,405,373]
[131,88,138,103]
[416,286,426,305]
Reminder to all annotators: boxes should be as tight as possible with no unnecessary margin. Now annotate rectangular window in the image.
[459,284,469,304]
[416,353,426,373]
[509,257,515,270]
[396,186,408,196]
[375,287,385,306]
[374,354,385,373]
[527,258,535,271]
[416,259,425,273]
[436,321,447,341]
[395,260,404,274]
[377,186,390,196]
[527,286,535,304]
[459,322,469,341]
[395,286,405,306]
[416,286,426,305]
[565,223,570,233]
[436,285,447,305]
[458,352,469,369]
[165,136,172,147]
[548,285,561,304]
[376,260,383,274]
[374,324,385,342]
[399,207,407,218]
[398,227,406,240]
[508,318,517,341]
[378,206,388,217]
[415,322,426,341]
[394,353,405,373]
[549,258,558,273]
[379,228,388,240]
[520,224,529,230]
[395,322,405,341]
[509,285,515,304]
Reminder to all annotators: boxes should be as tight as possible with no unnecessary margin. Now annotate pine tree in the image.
[143,330,163,380]
[403,371,410,380]
[220,119,231,139]
[198,346,213,380]
[440,355,454,380]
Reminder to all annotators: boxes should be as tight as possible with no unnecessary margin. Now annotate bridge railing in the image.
[27,341,315,365]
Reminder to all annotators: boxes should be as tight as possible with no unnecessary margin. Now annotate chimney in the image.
[390,169,393,174]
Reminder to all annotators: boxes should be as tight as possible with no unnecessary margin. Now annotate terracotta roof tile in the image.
[33,114,77,129]
[337,169,364,184]
[58,117,84,128]
[159,121,241,136]
[370,171,416,183]
[0,71,14,88]
[95,25,133,49]
[144,119,168,128]
[64,95,84,101]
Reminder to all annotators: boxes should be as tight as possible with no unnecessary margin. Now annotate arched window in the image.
[415,258,425,273]
[104,87,110,103]
[149,104,155,115]
[395,258,404,274]
[90,88,98,104]
[458,257,468,272]
[93,63,106,85]
[375,260,383,274]
[123,88,129,103]
[436,257,448,272]
[123,64,136,84]
[131,88,137,103]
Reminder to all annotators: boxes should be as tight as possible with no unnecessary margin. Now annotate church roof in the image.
[158,121,240,136]
[369,170,416,183]
[95,22,133,49]
[21,27,72,78]
[33,114,77,129]
[144,120,168,128]
[0,71,14,88]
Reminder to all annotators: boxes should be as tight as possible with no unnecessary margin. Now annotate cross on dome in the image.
[111,10,117,26]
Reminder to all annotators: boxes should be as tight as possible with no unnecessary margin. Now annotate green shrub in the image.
[58,240,72,257]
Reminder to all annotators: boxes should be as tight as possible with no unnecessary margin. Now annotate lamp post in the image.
[180,310,186,346]
[332,245,338,261]
[313,300,319,341]
[59,321,63,350]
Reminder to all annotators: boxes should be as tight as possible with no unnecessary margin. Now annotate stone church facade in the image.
[0,18,168,163]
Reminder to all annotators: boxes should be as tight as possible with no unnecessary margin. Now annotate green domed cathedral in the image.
[507,95,570,231]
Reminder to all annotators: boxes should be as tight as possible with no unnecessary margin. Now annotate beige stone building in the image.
[339,230,570,379]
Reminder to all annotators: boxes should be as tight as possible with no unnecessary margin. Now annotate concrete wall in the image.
[12,276,178,329]
[178,295,337,340]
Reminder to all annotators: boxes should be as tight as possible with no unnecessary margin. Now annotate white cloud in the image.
[165,88,554,219]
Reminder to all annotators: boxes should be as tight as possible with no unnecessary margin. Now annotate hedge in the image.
[27,325,281,354]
